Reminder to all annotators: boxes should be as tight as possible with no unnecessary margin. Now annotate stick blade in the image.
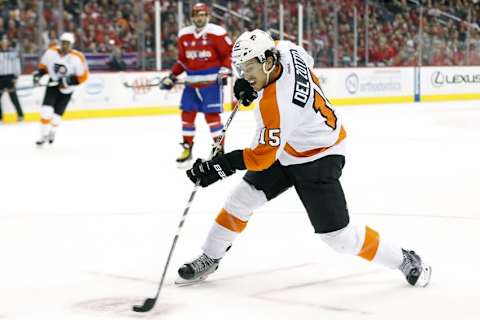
[132,298,156,313]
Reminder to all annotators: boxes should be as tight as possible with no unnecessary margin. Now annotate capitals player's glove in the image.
[186,155,235,187]
[159,74,177,90]
[218,67,232,86]
[234,78,258,106]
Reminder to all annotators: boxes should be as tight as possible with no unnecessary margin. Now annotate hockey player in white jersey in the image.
[34,32,89,146]
[177,29,432,288]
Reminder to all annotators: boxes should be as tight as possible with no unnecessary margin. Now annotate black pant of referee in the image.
[0,74,24,122]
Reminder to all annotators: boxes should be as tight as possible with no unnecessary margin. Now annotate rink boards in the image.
[1,66,479,122]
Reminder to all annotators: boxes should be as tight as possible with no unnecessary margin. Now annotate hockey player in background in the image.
[177,30,432,288]
[160,2,232,165]
[33,32,89,146]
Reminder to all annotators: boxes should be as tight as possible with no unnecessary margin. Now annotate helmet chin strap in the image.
[262,62,275,85]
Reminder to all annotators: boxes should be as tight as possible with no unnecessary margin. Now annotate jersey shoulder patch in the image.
[205,23,227,36]
[178,25,196,38]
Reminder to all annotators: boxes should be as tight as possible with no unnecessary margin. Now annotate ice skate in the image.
[175,253,220,286]
[48,131,56,144]
[176,142,193,168]
[399,249,432,287]
[35,135,48,147]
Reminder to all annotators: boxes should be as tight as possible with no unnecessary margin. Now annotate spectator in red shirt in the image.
[95,24,106,44]
[369,36,398,65]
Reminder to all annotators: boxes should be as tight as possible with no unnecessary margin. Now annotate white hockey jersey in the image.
[242,40,346,171]
[39,47,89,94]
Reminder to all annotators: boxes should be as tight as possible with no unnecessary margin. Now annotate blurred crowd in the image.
[308,0,480,66]
[0,0,151,54]
[0,0,479,71]
[223,0,480,67]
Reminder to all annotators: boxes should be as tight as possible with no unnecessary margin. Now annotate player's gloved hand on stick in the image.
[59,75,79,88]
[186,155,236,187]
[218,67,231,86]
[160,74,177,90]
[234,78,257,106]
[32,70,42,86]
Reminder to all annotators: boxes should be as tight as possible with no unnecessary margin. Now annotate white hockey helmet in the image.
[232,29,275,67]
[59,32,75,45]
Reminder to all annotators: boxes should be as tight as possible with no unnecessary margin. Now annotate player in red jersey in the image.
[160,3,233,165]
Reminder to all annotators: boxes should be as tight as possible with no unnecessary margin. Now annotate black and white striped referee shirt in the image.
[0,48,21,77]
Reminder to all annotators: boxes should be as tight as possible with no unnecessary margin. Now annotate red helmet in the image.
[192,2,209,15]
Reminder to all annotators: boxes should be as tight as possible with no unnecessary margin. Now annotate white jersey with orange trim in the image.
[242,40,346,171]
[39,47,89,94]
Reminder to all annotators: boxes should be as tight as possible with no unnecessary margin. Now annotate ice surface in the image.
[1,100,479,320]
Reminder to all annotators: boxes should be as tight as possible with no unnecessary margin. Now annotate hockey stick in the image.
[8,81,59,92]
[123,76,229,90]
[122,78,187,89]
[132,100,242,313]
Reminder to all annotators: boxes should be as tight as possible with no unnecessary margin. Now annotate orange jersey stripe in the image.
[215,208,247,233]
[310,70,337,130]
[70,50,89,84]
[243,82,281,171]
[314,90,337,129]
[310,69,321,86]
[71,49,87,63]
[284,126,346,158]
[358,226,380,261]
[76,70,89,84]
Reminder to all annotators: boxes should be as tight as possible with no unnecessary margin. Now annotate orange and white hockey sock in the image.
[319,223,403,269]
[202,181,268,259]
[202,209,247,259]
[50,113,61,134]
[357,225,403,268]
[39,106,54,137]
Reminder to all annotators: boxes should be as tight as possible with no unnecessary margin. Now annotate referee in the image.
[0,36,24,123]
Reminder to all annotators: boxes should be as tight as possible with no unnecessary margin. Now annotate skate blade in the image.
[176,159,193,170]
[416,264,432,287]
[174,275,208,287]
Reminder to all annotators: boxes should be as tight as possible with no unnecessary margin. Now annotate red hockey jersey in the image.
[171,23,232,84]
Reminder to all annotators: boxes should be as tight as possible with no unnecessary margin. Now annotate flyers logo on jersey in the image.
[54,63,68,75]
[290,49,310,108]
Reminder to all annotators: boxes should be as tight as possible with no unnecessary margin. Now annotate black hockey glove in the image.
[159,74,177,90]
[66,75,79,85]
[186,155,236,187]
[59,75,79,87]
[234,78,258,106]
[32,70,45,86]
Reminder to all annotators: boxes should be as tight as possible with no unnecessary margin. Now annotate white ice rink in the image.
[1,100,480,320]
